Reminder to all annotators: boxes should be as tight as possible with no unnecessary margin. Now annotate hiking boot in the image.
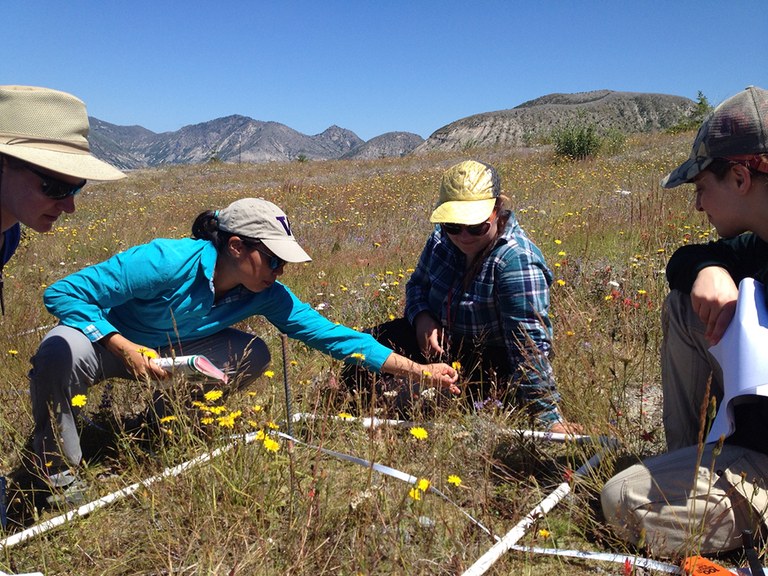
[45,470,90,507]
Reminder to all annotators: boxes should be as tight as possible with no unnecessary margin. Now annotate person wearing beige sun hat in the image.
[344,160,581,434]
[0,85,125,313]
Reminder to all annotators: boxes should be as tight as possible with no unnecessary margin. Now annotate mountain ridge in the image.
[88,89,696,169]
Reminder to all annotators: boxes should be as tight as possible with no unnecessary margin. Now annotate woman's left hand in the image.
[422,362,460,395]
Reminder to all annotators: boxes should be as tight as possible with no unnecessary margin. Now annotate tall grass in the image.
[0,134,720,575]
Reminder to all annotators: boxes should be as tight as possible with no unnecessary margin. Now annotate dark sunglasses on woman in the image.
[22,162,86,200]
[248,242,287,270]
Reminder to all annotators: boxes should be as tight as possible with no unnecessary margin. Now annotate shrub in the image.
[552,121,603,160]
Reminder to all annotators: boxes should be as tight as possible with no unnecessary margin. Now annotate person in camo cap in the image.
[602,86,768,557]
[30,197,458,506]
[344,159,580,434]
[0,85,125,314]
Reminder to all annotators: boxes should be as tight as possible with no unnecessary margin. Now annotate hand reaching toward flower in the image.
[101,332,170,381]
[421,362,461,395]
[380,352,459,394]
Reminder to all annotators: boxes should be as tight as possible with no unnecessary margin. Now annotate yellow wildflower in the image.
[447,474,462,487]
[417,478,430,492]
[410,426,428,440]
[408,488,422,501]
[159,415,177,423]
[452,361,461,371]
[137,347,159,359]
[204,389,223,403]
[201,417,214,425]
[338,412,354,420]
[217,413,238,428]
[71,394,87,408]
[7,350,18,356]
[263,370,275,378]
[263,437,280,452]
[538,529,551,538]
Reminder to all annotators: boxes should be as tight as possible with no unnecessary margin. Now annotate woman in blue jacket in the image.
[31,197,458,498]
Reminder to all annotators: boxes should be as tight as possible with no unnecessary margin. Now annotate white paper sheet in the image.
[707,278,768,443]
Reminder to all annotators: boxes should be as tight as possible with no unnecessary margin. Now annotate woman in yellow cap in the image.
[347,160,579,434]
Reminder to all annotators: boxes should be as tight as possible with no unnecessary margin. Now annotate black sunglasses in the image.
[248,242,286,270]
[440,221,492,237]
[23,163,86,200]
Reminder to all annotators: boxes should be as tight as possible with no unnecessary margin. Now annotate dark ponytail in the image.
[192,210,230,253]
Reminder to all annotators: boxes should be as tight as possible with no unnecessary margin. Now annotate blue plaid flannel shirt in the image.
[405,212,562,424]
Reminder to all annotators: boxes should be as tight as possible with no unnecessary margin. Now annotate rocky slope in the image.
[414,90,695,153]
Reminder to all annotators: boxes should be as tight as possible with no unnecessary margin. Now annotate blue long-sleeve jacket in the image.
[44,237,392,372]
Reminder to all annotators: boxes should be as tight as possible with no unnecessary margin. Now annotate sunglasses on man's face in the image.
[249,243,287,271]
[22,163,86,200]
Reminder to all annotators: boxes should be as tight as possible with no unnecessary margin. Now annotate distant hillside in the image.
[342,132,424,159]
[88,115,372,170]
[414,90,696,153]
[87,90,697,169]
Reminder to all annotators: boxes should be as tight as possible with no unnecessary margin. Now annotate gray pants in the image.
[30,325,270,470]
[661,289,723,450]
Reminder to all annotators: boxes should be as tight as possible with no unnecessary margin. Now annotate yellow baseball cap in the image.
[429,160,500,224]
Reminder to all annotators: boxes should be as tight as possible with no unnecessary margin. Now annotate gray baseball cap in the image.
[662,86,768,188]
[216,198,311,263]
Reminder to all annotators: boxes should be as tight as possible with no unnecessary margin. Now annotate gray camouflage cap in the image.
[662,86,768,188]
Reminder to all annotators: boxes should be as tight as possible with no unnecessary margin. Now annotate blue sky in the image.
[4,1,766,141]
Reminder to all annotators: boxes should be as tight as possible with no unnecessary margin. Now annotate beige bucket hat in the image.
[0,85,125,180]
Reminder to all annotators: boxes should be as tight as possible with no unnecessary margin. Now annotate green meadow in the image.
[0,133,723,575]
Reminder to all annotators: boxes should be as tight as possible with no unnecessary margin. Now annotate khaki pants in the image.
[602,290,767,557]
[601,443,768,557]
[661,290,723,450]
